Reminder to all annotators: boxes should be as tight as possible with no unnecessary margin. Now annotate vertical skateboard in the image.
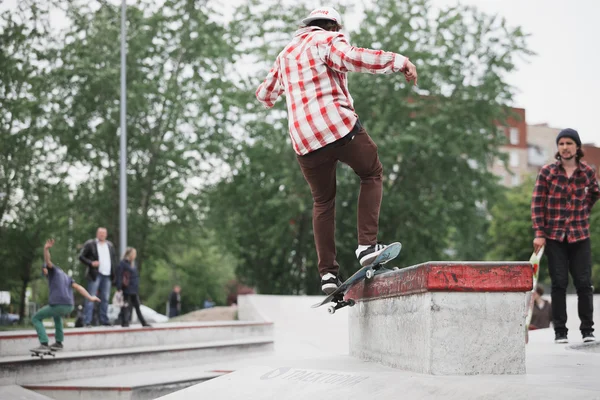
[312,242,402,314]
[525,246,544,339]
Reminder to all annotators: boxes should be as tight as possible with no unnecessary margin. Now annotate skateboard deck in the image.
[312,242,402,314]
[525,246,544,337]
[30,349,55,359]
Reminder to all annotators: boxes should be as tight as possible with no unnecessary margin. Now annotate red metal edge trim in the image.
[427,264,533,292]
[345,262,533,302]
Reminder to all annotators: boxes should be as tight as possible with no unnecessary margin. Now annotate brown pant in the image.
[296,122,383,277]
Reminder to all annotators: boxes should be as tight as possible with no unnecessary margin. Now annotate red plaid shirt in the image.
[531,161,600,242]
[255,27,408,155]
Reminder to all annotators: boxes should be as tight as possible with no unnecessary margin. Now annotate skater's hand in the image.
[91,261,100,267]
[90,296,101,302]
[533,237,545,255]
[403,60,418,86]
[44,239,55,250]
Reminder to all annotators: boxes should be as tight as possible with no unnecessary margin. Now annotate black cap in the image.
[556,128,581,147]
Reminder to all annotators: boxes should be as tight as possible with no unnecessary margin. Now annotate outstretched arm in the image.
[43,239,55,269]
[318,33,416,84]
[72,282,100,302]
[255,60,284,108]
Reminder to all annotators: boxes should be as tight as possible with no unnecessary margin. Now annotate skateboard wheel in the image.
[348,299,356,307]
[366,269,374,279]
[327,305,336,314]
[393,267,399,271]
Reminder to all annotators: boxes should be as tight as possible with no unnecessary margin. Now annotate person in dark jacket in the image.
[168,285,181,318]
[116,247,151,327]
[78,227,118,326]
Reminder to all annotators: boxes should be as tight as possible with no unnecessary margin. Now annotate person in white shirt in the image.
[79,227,118,326]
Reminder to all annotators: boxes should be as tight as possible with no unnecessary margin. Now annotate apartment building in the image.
[491,107,529,187]
[527,123,561,173]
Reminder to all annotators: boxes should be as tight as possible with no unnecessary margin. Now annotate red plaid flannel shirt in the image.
[531,161,600,242]
[255,27,408,155]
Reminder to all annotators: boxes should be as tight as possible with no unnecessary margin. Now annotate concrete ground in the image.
[158,294,600,400]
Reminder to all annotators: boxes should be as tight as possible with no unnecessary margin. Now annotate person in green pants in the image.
[30,239,100,353]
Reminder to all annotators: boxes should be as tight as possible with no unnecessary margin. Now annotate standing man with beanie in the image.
[531,128,600,343]
[255,7,418,294]
[79,227,118,326]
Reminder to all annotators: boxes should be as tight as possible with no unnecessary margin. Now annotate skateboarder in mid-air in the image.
[30,239,100,355]
[256,7,417,294]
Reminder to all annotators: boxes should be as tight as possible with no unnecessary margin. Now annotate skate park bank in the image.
[3,261,600,399]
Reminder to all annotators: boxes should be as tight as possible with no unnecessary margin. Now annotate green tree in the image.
[0,1,73,319]
[48,0,239,278]
[0,0,57,226]
[207,0,532,294]
[145,230,237,312]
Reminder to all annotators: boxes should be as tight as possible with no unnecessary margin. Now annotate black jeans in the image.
[546,238,594,334]
[121,293,149,327]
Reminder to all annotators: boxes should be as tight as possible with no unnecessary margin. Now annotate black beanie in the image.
[556,128,581,147]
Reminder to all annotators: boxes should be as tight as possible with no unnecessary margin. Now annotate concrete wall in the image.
[349,292,526,375]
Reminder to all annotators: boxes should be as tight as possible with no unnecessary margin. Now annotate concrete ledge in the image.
[0,321,273,356]
[347,262,532,375]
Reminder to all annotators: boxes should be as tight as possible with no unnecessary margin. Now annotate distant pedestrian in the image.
[169,285,182,318]
[203,297,215,309]
[79,227,118,326]
[116,247,151,327]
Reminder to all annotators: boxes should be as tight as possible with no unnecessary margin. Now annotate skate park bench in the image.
[345,261,533,375]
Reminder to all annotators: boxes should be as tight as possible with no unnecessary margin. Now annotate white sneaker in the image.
[356,243,388,266]
[321,273,342,295]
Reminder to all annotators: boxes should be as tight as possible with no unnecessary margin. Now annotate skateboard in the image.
[525,246,544,335]
[312,242,402,314]
[30,348,55,359]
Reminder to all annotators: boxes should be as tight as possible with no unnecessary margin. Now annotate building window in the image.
[528,144,547,167]
[497,126,506,137]
[511,174,521,186]
[509,128,519,145]
[509,151,519,168]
